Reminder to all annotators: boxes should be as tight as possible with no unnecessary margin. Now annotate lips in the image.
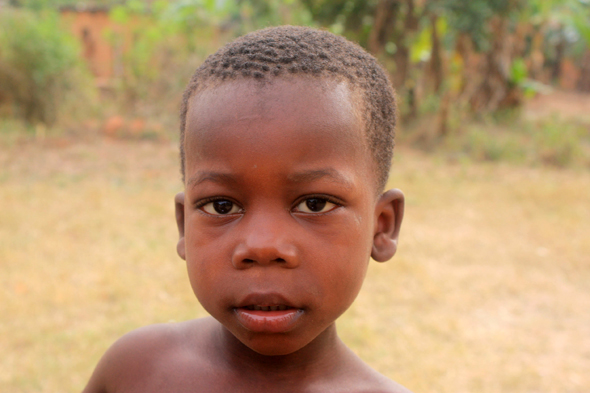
[243,305,292,311]
[234,293,304,333]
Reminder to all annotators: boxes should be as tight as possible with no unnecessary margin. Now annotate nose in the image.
[231,212,299,269]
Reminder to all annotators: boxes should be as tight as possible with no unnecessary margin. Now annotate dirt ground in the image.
[524,89,590,122]
[1,133,589,392]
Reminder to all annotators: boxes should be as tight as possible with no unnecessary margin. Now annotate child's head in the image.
[179,25,396,191]
[175,26,403,357]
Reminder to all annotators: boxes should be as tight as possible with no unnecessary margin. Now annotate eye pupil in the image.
[306,198,326,212]
[213,200,233,214]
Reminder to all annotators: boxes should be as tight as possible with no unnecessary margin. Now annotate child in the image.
[83,26,408,393]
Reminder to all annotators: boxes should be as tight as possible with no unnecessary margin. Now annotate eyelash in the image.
[292,194,343,213]
[194,194,343,214]
[194,196,242,210]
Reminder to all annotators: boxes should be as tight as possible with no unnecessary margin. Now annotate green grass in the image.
[1,138,589,392]
[401,99,590,170]
[452,117,590,167]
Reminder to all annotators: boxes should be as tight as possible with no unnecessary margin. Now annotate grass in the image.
[401,91,590,170]
[450,117,590,168]
[1,137,589,392]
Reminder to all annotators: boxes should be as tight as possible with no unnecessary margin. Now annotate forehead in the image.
[184,77,374,189]
[187,77,363,140]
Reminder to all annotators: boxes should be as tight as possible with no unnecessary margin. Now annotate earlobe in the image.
[175,192,186,260]
[371,189,404,262]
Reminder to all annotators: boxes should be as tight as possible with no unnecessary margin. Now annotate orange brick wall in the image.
[61,9,116,80]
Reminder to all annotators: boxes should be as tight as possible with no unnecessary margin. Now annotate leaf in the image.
[510,57,528,85]
[110,5,129,24]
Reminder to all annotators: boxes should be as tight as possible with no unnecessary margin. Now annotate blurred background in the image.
[1,1,589,392]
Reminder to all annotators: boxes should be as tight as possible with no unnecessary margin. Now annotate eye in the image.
[200,199,241,215]
[295,197,338,214]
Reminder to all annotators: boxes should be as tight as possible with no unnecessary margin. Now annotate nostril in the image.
[275,258,286,263]
[243,259,255,263]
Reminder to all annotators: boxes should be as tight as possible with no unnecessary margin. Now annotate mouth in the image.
[242,304,295,312]
[234,303,304,333]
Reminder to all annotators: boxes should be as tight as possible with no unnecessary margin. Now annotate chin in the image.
[239,333,313,357]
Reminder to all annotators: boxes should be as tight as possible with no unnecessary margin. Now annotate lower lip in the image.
[234,308,304,333]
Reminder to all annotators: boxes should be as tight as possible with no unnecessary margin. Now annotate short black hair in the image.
[180,25,396,190]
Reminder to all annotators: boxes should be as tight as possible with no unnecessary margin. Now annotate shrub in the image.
[534,120,584,167]
[0,8,86,126]
[462,126,527,163]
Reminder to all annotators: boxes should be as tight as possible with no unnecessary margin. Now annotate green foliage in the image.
[231,0,315,33]
[442,0,525,51]
[100,0,315,114]
[525,0,590,58]
[461,125,527,162]
[300,0,375,44]
[0,8,88,126]
[533,119,586,167]
[510,58,528,85]
[569,2,590,46]
[442,0,493,50]
[444,117,589,167]
[11,0,123,8]
[2,0,587,157]
[411,26,433,64]
[104,1,197,111]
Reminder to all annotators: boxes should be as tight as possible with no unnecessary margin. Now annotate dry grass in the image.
[1,137,588,393]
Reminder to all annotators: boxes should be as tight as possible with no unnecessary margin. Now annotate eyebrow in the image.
[187,171,238,188]
[287,168,354,189]
[187,168,354,189]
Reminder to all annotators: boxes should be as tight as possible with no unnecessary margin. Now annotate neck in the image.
[212,321,347,382]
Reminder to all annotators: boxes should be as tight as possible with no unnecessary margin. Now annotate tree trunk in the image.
[552,35,566,82]
[437,90,450,137]
[577,49,590,92]
[456,33,472,96]
[469,16,521,112]
[429,13,443,94]
[393,45,410,89]
[368,0,397,55]
[388,0,419,89]
[528,25,546,82]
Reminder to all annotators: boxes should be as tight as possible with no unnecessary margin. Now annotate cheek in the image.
[309,252,369,326]
[184,223,232,301]
[332,250,370,297]
[308,212,373,304]
[185,214,234,261]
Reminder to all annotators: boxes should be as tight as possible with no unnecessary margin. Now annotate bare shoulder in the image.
[332,346,413,393]
[345,365,413,393]
[82,318,211,393]
[364,372,413,393]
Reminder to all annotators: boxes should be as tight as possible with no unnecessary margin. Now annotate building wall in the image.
[61,8,127,84]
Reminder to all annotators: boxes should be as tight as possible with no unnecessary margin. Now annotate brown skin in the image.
[83,78,408,393]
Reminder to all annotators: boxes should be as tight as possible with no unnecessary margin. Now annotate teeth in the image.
[245,305,293,311]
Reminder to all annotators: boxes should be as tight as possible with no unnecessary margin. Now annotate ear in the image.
[371,188,404,262]
[175,192,186,260]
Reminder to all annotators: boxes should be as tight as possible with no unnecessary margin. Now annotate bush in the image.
[534,120,585,167]
[462,126,527,163]
[0,8,88,126]
[443,117,589,168]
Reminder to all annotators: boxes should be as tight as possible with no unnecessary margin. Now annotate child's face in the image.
[176,78,403,356]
